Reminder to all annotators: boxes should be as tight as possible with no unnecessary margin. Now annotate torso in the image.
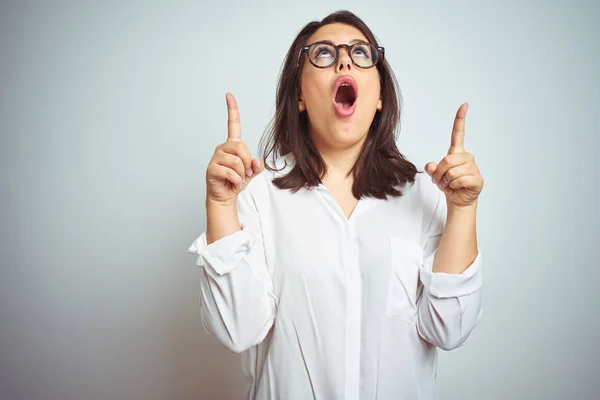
[321,175,359,219]
[237,157,446,399]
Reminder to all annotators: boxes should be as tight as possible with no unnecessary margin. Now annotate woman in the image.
[188,10,484,400]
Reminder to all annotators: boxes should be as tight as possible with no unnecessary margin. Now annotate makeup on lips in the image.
[332,75,357,117]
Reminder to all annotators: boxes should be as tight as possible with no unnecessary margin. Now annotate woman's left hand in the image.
[425,103,484,209]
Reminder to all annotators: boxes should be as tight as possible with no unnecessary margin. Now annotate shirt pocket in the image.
[387,236,424,323]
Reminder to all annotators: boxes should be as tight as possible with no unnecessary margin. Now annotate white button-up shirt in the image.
[187,154,483,400]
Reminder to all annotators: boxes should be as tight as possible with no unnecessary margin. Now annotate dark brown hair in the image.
[259,10,418,199]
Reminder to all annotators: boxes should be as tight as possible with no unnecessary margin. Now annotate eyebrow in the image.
[314,38,368,45]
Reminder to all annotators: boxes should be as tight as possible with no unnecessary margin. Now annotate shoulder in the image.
[408,171,446,235]
[389,171,440,210]
[409,171,442,209]
[387,171,444,234]
[239,153,293,206]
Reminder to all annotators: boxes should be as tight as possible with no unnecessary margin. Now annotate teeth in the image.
[341,83,350,87]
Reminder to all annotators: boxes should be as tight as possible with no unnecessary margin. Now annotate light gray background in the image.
[1,1,598,399]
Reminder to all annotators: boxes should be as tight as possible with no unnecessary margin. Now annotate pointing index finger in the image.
[226,92,242,142]
[448,103,468,154]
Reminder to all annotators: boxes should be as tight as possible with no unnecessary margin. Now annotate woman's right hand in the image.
[206,93,264,206]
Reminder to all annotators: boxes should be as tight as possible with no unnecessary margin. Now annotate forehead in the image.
[307,23,369,45]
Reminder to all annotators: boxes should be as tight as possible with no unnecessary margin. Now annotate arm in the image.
[188,189,277,353]
[433,201,478,274]
[417,102,484,350]
[416,194,483,351]
[188,92,276,353]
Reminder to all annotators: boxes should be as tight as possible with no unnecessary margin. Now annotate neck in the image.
[312,137,365,180]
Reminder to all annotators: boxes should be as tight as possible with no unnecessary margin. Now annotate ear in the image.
[299,93,306,112]
[377,98,382,111]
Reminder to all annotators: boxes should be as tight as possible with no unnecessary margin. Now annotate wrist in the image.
[447,199,478,215]
[206,196,237,210]
[205,197,240,245]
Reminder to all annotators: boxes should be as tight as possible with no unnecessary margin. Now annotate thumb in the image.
[425,162,437,176]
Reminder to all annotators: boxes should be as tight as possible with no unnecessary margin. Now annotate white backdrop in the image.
[1,1,598,399]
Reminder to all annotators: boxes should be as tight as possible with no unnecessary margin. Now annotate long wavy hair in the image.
[259,10,418,199]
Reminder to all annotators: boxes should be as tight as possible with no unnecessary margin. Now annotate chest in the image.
[321,176,358,219]
[262,188,425,288]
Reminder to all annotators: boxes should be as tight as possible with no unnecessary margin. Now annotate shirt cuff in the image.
[419,250,482,298]
[187,229,255,275]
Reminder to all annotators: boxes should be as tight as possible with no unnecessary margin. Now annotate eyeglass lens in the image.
[308,43,377,68]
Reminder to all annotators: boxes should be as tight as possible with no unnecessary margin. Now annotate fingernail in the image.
[432,177,437,184]
[256,160,262,168]
[238,184,243,190]
[437,183,443,189]
[243,177,247,183]
[247,168,253,177]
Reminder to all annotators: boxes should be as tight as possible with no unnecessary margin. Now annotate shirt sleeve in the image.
[416,191,483,351]
[187,189,277,353]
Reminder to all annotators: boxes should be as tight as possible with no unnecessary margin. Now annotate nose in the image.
[336,46,352,72]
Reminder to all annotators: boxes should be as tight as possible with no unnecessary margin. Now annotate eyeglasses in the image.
[299,41,384,69]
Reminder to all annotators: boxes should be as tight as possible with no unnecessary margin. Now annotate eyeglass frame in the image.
[298,40,385,69]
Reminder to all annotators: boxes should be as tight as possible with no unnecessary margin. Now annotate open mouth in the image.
[332,76,358,117]
[335,84,357,109]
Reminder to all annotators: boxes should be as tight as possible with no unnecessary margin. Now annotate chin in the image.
[309,112,371,149]
[328,128,367,149]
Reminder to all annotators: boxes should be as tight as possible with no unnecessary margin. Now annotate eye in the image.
[352,44,372,59]
[313,45,334,59]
